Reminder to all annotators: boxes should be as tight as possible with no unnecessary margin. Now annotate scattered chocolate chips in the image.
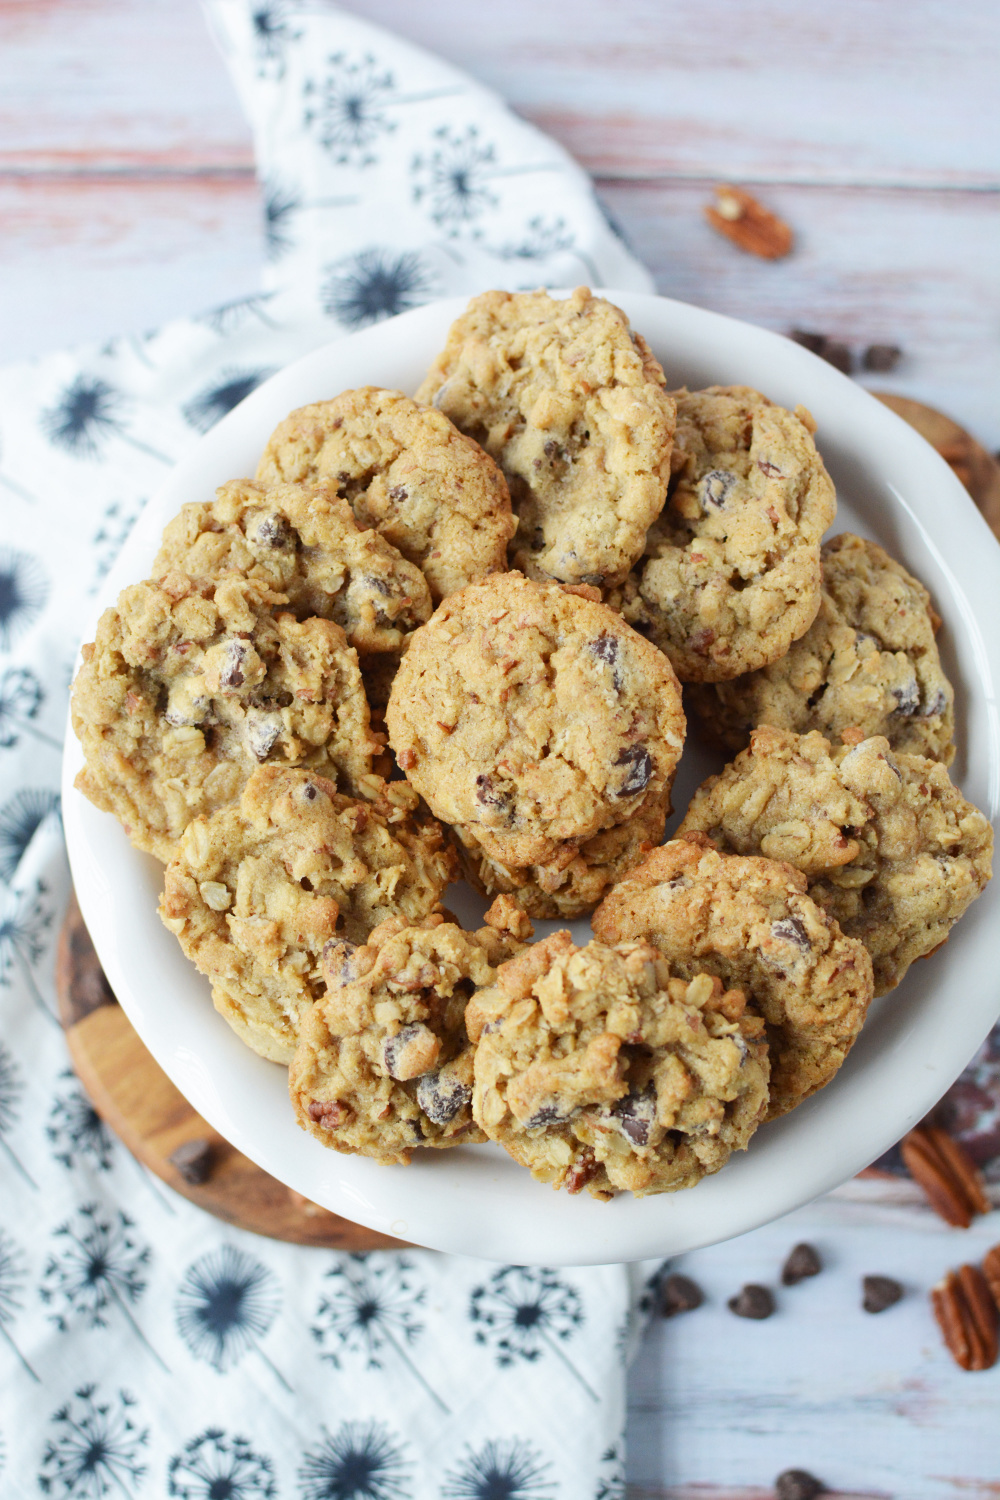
[168,1138,213,1186]
[782,1242,822,1286]
[658,1273,704,1318]
[728,1283,775,1320]
[862,1274,903,1313]
[775,1469,825,1500]
[863,343,902,373]
[790,330,854,375]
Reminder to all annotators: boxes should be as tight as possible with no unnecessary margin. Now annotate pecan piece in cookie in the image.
[467,932,769,1199]
[593,837,874,1118]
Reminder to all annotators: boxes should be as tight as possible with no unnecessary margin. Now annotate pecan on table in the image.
[931,1264,999,1371]
[983,1244,1000,1310]
[900,1124,990,1228]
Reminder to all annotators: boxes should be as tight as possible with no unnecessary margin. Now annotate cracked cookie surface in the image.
[158,765,456,1063]
[609,386,835,681]
[72,570,380,860]
[593,837,874,1117]
[290,900,532,1163]
[689,532,955,760]
[153,476,432,656]
[385,572,685,876]
[678,726,992,995]
[467,931,769,1199]
[255,387,515,602]
[416,287,675,588]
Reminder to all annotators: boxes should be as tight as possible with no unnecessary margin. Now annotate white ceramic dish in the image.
[62,290,1000,1265]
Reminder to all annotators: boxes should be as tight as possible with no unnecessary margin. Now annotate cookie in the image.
[289,899,533,1163]
[688,532,955,761]
[592,837,874,1117]
[466,931,769,1199]
[608,386,835,681]
[415,287,675,588]
[450,787,669,920]
[678,726,993,995]
[72,571,381,860]
[255,387,516,602]
[153,477,433,656]
[385,573,686,875]
[159,766,456,1063]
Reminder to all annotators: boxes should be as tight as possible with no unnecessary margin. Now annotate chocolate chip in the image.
[862,343,902,373]
[791,329,853,374]
[891,676,920,716]
[302,781,319,801]
[790,329,827,356]
[219,640,247,690]
[388,485,408,501]
[771,916,811,950]
[244,712,281,761]
[365,575,391,595]
[168,1138,213,1185]
[590,634,623,691]
[862,1274,903,1313]
[782,1242,822,1285]
[658,1273,703,1318]
[381,1023,436,1081]
[700,469,738,509]
[611,1084,657,1146]
[524,1103,571,1128]
[475,773,511,813]
[543,439,563,459]
[255,514,291,549]
[615,745,653,797]
[416,1070,472,1125]
[775,1469,825,1500]
[921,688,947,718]
[728,1283,775,1319]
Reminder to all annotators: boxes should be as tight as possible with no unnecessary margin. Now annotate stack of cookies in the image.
[71,286,992,1201]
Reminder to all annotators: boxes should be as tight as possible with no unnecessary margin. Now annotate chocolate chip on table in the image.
[790,329,854,375]
[863,343,902,373]
[862,1274,904,1313]
[728,1283,775,1319]
[658,1273,704,1318]
[775,1469,825,1500]
[782,1242,823,1285]
[168,1137,213,1185]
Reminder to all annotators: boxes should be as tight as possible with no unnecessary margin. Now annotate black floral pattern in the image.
[0,1041,36,1188]
[470,1266,597,1401]
[0,877,56,1025]
[321,248,433,329]
[40,375,172,463]
[175,1245,289,1389]
[262,177,302,259]
[0,787,60,884]
[298,1420,410,1500]
[89,499,142,595]
[441,1438,555,1500]
[182,368,273,433]
[251,2,301,80]
[0,1227,40,1381]
[38,1385,149,1498]
[0,547,49,654]
[197,293,280,336]
[594,1444,625,1500]
[411,125,499,231]
[168,1428,277,1499]
[46,1074,115,1172]
[304,53,397,165]
[0,665,61,753]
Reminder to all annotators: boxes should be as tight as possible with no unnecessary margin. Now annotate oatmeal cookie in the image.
[415,287,675,588]
[450,787,670,920]
[688,532,955,761]
[290,899,532,1163]
[466,932,769,1199]
[159,766,456,1063]
[678,726,993,995]
[592,837,874,1117]
[255,387,515,602]
[385,573,685,875]
[609,386,835,681]
[153,476,432,655]
[72,570,381,860]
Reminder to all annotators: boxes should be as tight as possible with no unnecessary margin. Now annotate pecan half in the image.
[984,1244,1000,1310]
[899,1125,989,1227]
[931,1265,999,1371]
[705,185,793,260]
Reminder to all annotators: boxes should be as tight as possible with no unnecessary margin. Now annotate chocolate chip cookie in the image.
[466,931,769,1199]
[678,726,993,995]
[255,387,516,602]
[290,900,532,1163]
[153,476,433,656]
[415,287,675,588]
[592,837,874,1117]
[72,571,382,860]
[689,532,955,761]
[385,572,686,883]
[609,386,836,681]
[159,766,456,1063]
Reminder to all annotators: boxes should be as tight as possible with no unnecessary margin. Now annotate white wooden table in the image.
[2,3,998,1495]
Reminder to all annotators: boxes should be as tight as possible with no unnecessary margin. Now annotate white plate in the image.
[62,291,1000,1265]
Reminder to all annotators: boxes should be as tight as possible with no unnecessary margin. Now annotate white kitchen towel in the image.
[0,3,659,1495]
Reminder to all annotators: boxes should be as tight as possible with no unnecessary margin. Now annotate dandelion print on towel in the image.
[0,1228,40,1381]
[40,375,172,464]
[0,877,57,1025]
[40,1203,168,1372]
[168,1429,276,1500]
[441,1438,555,1500]
[38,1385,149,1499]
[312,1253,448,1413]
[594,1443,626,1500]
[175,1245,290,1391]
[262,178,302,259]
[47,1073,115,1173]
[0,787,60,885]
[0,666,61,753]
[299,1420,410,1500]
[0,1041,37,1187]
[492,215,600,286]
[304,51,462,168]
[411,125,500,233]
[0,430,38,505]
[469,1266,598,1401]
[321,248,433,330]
[196,293,279,337]
[89,500,142,595]
[182,369,273,434]
[250,3,301,81]
[0,547,48,654]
